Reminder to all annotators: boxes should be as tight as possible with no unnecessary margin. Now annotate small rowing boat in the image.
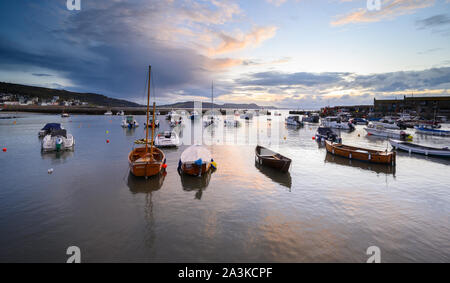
[178,145,213,176]
[255,145,291,172]
[414,125,450,137]
[325,140,396,165]
[389,139,450,157]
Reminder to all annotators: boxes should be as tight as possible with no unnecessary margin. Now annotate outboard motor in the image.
[56,137,63,151]
[348,122,355,131]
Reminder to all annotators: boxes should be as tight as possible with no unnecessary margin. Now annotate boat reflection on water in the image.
[394,150,450,166]
[179,169,212,200]
[127,171,166,194]
[123,127,136,136]
[40,150,74,163]
[254,161,292,190]
[324,152,396,176]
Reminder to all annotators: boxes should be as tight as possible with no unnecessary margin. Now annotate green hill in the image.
[0,82,141,107]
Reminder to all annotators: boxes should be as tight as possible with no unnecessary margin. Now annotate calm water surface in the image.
[0,112,449,262]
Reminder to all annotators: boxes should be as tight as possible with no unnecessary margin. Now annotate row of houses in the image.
[320,96,450,119]
[0,94,89,106]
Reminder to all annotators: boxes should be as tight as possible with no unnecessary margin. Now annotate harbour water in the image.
[0,111,449,262]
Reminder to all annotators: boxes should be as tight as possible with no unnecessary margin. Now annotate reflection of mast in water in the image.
[127,172,166,254]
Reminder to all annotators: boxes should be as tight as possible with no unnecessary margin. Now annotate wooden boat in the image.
[389,139,450,157]
[255,145,291,173]
[178,145,212,176]
[128,66,166,178]
[325,140,396,165]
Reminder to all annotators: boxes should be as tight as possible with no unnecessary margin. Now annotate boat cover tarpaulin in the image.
[180,145,211,163]
[41,123,61,131]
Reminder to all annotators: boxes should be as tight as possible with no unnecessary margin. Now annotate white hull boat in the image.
[42,129,75,152]
[414,125,450,137]
[121,116,139,128]
[285,116,303,127]
[389,139,450,157]
[371,121,400,130]
[365,125,412,140]
[322,117,355,130]
[155,131,180,148]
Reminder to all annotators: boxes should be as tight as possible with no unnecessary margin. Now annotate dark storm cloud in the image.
[0,0,231,100]
[343,67,450,92]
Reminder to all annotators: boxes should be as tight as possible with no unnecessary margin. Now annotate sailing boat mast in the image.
[145,66,151,156]
[211,81,214,114]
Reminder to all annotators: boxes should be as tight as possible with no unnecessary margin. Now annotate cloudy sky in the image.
[0,0,449,108]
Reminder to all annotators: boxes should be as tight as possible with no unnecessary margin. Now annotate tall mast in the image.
[211,81,214,114]
[150,102,156,160]
[145,65,151,155]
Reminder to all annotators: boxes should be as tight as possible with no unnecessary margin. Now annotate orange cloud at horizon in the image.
[331,0,435,26]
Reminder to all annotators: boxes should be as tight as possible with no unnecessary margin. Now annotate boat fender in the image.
[368,154,371,160]
[332,149,335,155]
[349,153,352,159]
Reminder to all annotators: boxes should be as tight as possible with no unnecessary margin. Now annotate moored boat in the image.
[414,125,450,137]
[285,116,303,127]
[128,66,166,178]
[155,131,180,148]
[178,145,213,176]
[144,117,160,128]
[121,115,139,128]
[350,118,369,125]
[42,129,75,152]
[389,139,450,157]
[255,145,291,173]
[321,116,355,131]
[371,120,400,130]
[364,124,413,140]
[325,140,396,165]
[302,114,319,123]
[190,111,200,120]
[315,126,342,143]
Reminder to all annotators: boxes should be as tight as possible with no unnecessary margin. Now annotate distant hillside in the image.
[159,101,277,109]
[0,82,141,107]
